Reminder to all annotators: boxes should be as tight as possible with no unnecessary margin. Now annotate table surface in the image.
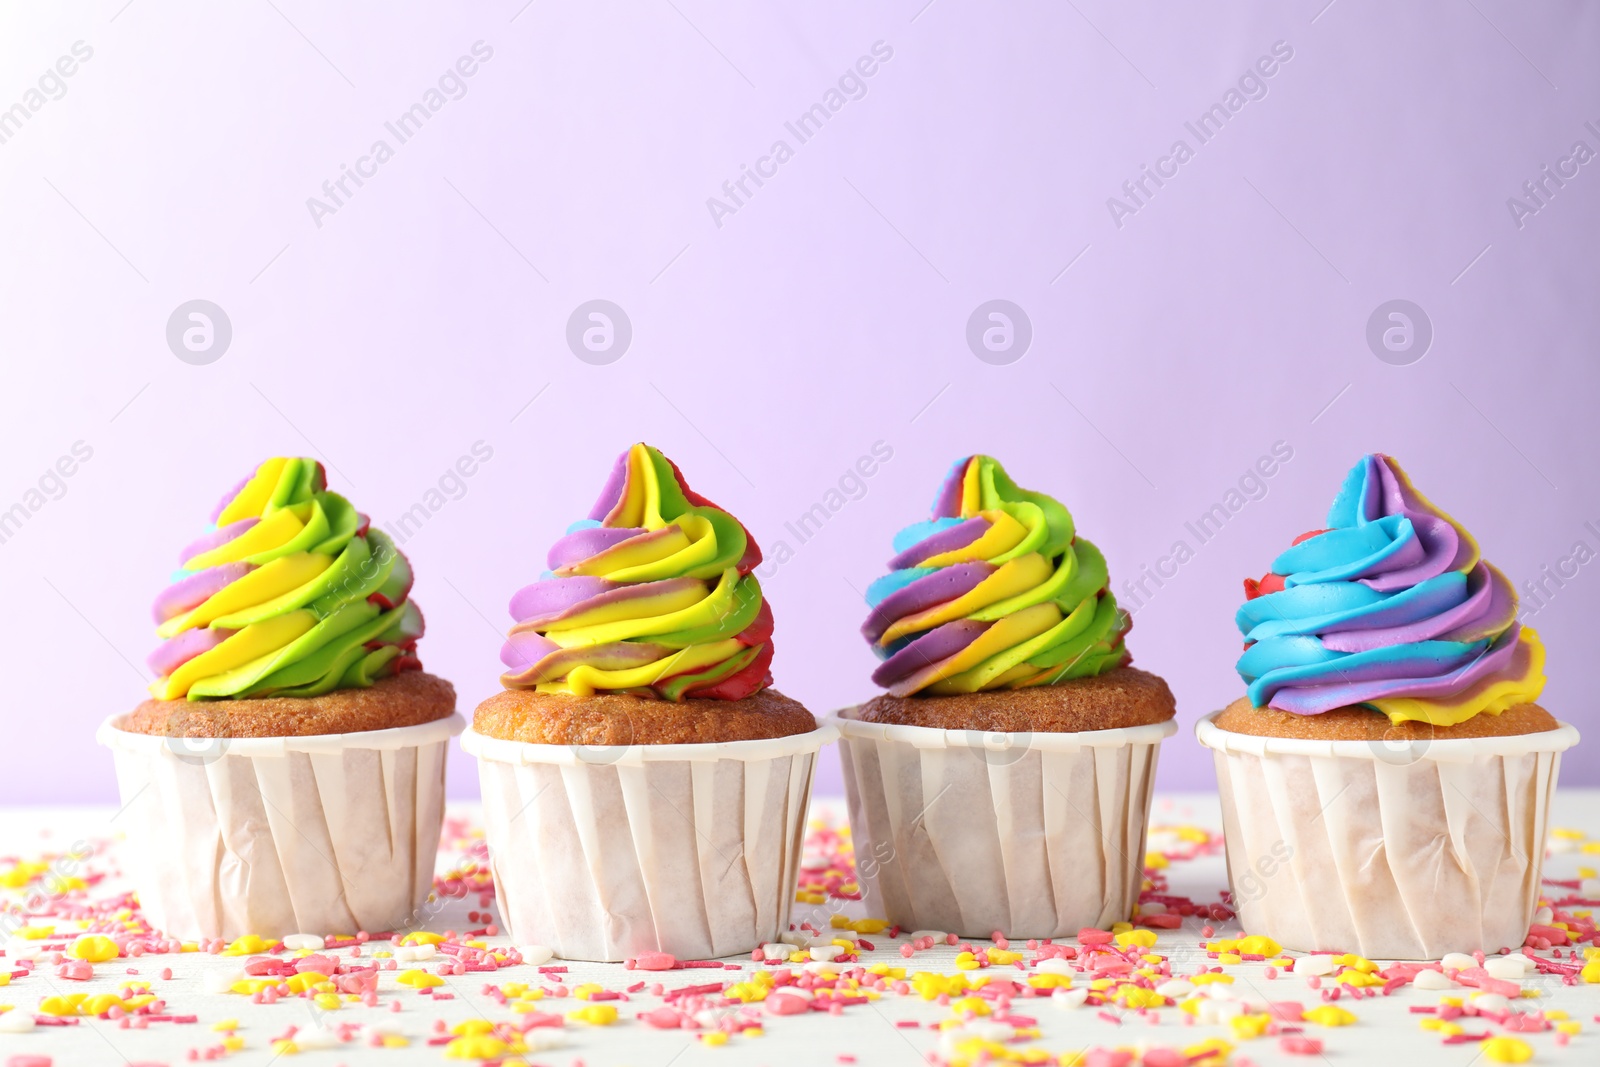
[1,791,1596,1067]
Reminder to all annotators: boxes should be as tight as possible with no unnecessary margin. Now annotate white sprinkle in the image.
[1293,954,1337,976]
[1155,979,1194,997]
[1484,955,1531,980]
[761,943,789,961]
[779,932,810,947]
[294,1028,341,1050]
[282,934,325,951]
[809,944,843,962]
[201,969,244,995]
[396,944,436,962]
[1034,958,1075,976]
[1441,953,1478,972]
[0,1011,36,1033]
[1470,992,1512,1013]
[1052,987,1089,1010]
[1533,905,1554,926]
[1413,968,1455,990]
[911,930,948,942]
[1139,902,1168,915]
[1548,837,1577,853]
[1580,878,1600,898]
[517,944,554,966]
[524,1029,569,1051]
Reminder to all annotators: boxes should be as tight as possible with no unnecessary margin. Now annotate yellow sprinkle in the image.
[1581,960,1600,983]
[444,1035,507,1059]
[1237,935,1283,957]
[568,1004,618,1026]
[1481,1036,1534,1064]
[1334,953,1377,973]
[401,931,446,945]
[452,1019,496,1036]
[1182,1038,1235,1065]
[284,972,326,994]
[1027,974,1073,990]
[951,996,990,1016]
[81,994,125,1016]
[18,926,55,941]
[1438,1022,1465,1038]
[221,1036,244,1052]
[1217,953,1242,965]
[700,1031,729,1046]
[1556,1021,1582,1036]
[397,969,444,989]
[271,1040,299,1055]
[1144,852,1169,869]
[724,982,768,1003]
[743,1026,764,1038]
[211,1018,239,1032]
[1229,1013,1271,1040]
[1115,929,1158,950]
[223,935,277,956]
[1551,828,1585,839]
[1302,1005,1358,1026]
[986,948,1023,965]
[1111,921,1133,933]
[1191,973,1234,986]
[312,993,341,1011]
[572,983,604,1001]
[1335,969,1385,988]
[68,934,120,963]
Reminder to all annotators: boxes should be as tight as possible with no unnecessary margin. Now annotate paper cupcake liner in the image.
[828,708,1176,939]
[1196,711,1581,959]
[98,713,465,941]
[461,724,836,962]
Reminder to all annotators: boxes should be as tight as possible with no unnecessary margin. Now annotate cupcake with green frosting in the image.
[462,443,830,961]
[125,455,455,731]
[855,454,1174,730]
[831,455,1177,940]
[99,457,462,941]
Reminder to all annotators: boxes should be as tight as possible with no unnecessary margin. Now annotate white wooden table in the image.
[0,791,1595,1066]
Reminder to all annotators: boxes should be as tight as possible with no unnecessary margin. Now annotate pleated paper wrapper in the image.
[461,724,836,962]
[98,713,464,941]
[1196,711,1581,960]
[830,709,1176,940]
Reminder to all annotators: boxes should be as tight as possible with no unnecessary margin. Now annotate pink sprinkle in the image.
[160,968,173,981]
[1201,926,1215,938]
[900,945,914,958]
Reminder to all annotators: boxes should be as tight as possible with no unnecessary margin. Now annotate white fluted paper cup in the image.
[829,708,1175,939]
[98,713,464,941]
[1196,710,1580,959]
[461,723,835,962]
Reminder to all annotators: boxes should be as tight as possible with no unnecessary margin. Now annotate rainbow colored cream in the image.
[862,455,1130,697]
[499,443,772,701]
[1236,453,1545,726]
[148,457,424,701]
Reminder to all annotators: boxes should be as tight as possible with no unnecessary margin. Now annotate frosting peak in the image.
[500,443,772,700]
[862,455,1130,697]
[149,457,424,701]
[1235,453,1545,725]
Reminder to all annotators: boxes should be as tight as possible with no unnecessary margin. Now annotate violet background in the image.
[1,1,1595,805]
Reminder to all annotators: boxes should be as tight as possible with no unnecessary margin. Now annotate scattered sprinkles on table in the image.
[0,806,1596,1064]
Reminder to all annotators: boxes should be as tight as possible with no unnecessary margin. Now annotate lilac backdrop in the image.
[1,2,1595,804]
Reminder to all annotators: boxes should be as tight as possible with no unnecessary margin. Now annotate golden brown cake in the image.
[1212,694,1556,740]
[854,666,1175,732]
[120,671,456,738]
[474,687,815,745]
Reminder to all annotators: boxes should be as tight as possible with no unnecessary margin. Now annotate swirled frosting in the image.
[1236,453,1545,726]
[149,457,424,701]
[862,455,1130,697]
[499,443,772,701]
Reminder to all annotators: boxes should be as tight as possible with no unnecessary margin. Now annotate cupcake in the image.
[1197,453,1579,958]
[98,457,462,940]
[460,443,832,962]
[830,455,1177,939]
